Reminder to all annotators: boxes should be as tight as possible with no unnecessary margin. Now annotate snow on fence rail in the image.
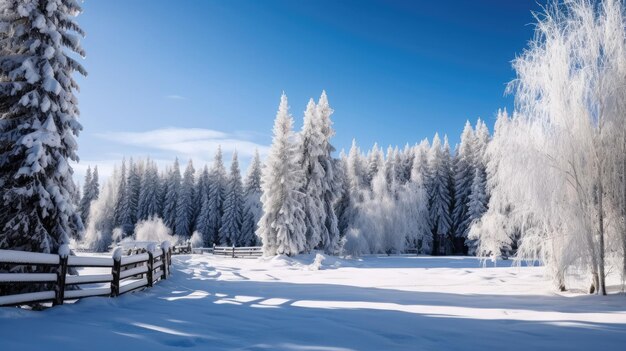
[0,241,173,308]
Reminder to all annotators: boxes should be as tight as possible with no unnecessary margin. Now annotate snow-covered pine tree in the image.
[206,146,226,244]
[79,166,100,227]
[219,152,244,245]
[175,160,195,238]
[118,159,142,236]
[474,119,490,171]
[428,133,453,255]
[0,0,86,254]
[258,93,306,256]
[366,143,383,188]
[137,160,160,221]
[241,149,262,246]
[405,155,432,253]
[194,165,210,222]
[195,192,212,246]
[91,166,100,200]
[316,91,341,254]
[347,139,366,202]
[300,98,325,252]
[398,143,414,185]
[451,121,476,252]
[79,166,93,224]
[384,146,397,187]
[334,151,352,238]
[162,158,181,231]
[465,168,488,255]
[113,159,126,227]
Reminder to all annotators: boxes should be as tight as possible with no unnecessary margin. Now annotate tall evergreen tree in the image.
[428,134,452,255]
[241,149,262,246]
[206,146,226,244]
[465,168,488,255]
[79,166,93,224]
[195,191,212,245]
[175,160,195,238]
[113,159,127,228]
[335,151,352,238]
[137,160,160,220]
[118,159,141,236]
[258,93,306,256]
[300,98,325,252]
[162,158,181,230]
[316,91,341,253]
[452,121,476,250]
[366,143,383,188]
[79,165,99,227]
[0,0,86,253]
[220,152,244,245]
[194,165,210,221]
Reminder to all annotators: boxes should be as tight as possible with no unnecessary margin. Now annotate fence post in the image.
[161,248,168,280]
[146,243,155,287]
[161,241,171,278]
[54,244,70,306]
[111,247,122,297]
[213,243,216,255]
[232,245,235,258]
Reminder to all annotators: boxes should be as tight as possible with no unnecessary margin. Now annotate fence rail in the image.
[0,241,172,308]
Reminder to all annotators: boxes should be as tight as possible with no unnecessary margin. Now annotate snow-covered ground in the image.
[1,254,625,350]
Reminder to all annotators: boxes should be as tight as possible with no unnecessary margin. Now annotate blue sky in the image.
[75,0,542,179]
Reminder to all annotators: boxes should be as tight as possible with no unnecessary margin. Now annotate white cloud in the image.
[83,127,270,181]
[96,127,268,158]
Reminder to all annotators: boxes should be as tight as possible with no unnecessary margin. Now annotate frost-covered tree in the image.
[206,146,226,244]
[299,92,340,253]
[337,140,365,242]
[162,158,180,230]
[0,0,86,254]
[83,166,121,252]
[316,91,341,253]
[219,152,243,245]
[300,98,325,252]
[469,109,516,260]
[175,160,195,238]
[366,143,383,188]
[258,93,306,256]
[405,152,432,253]
[428,134,453,255]
[241,149,262,246]
[478,0,626,294]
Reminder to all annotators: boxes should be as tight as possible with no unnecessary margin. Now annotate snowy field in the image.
[1,254,626,351]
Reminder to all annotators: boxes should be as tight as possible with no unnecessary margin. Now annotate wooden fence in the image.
[0,241,172,307]
[212,245,263,258]
[172,242,192,255]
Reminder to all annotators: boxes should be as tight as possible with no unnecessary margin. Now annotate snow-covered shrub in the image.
[133,217,178,243]
[190,231,204,248]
